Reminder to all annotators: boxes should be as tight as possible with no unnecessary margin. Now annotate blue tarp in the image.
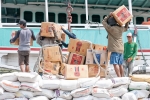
[0,28,149,49]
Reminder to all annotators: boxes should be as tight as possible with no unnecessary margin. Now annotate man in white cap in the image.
[124,33,137,76]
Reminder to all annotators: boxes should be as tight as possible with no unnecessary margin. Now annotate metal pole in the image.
[85,0,88,23]
[45,0,49,22]
[0,0,2,27]
[128,0,133,25]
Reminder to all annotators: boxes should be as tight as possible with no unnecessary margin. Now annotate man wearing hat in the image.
[124,33,137,76]
[102,12,130,77]
[10,19,36,72]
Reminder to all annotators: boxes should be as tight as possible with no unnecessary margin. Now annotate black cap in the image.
[107,17,117,26]
[17,19,26,25]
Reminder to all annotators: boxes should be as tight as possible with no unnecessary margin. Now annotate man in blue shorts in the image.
[102,12,130,77]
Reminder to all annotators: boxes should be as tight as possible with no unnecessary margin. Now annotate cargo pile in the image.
[0,72,150,100]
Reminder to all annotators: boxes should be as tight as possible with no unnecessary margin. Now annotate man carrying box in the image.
[102,12,130,77]
[124,33,137,76]
[10,19,36,72]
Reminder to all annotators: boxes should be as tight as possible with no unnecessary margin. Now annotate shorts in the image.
[110,52,123,65]
[18,51,30,66]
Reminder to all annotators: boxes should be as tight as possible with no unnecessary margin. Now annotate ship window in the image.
[2,18,7,23]
[103,15,107,19]
[58,13,66,23]
[48,13,55,22]
[80,14,89,24]
[7,18,16,23]
[136,17,144,24]
[24,11,33,22]
[35,12,44,23]
[92,15,100,23]
[147,17,150,21]
[72,14,78,23]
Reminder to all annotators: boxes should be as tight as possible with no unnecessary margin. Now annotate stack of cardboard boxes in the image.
[63,38,109,79]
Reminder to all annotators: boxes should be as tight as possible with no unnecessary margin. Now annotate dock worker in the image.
[10,19,36,72]
[123,33,137,76]
[102,12,130,77]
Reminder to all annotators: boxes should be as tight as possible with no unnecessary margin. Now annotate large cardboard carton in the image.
[67,53,85,65]
[86,49,107,65]
[68,38,94,56]
[43,46,62,62]
[94,44,105,50]
[39,61,60,75]
[41,22,55,37]
[112,5,132,26]
[65,65,88,79]
[11,31,33,46]
[88,64,107,78]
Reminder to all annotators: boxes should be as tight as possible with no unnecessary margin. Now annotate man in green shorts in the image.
[124,33,138,76]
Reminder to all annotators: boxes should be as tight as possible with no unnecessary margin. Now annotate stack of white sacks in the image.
[0,72,150,100]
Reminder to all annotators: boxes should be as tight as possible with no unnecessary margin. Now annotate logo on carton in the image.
[93,54,101,64]
[70,54,82,64]
[76,41,82,52]
[74,66,80,77]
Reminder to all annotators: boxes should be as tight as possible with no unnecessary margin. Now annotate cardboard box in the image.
[65,64,88,79]
[94,44,105,50]
[41,22,55,37]
[88,64,107,78]
[112,5,133,26]
[43,46,62,62]
[68,38,94,56]
[86,49,107,65]
[11,31,33,46]
[61,33,66,42]
[67,53,85,65]
[39,61,60,75]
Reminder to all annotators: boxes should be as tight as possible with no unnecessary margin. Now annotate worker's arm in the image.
[123,21,130,32]
[10,30,20,43]
[62,28,76,39]
[131,43,138,59]
[29,29,36,40]
[102,15,112,31]
[123,43,127,59]
[61,41,68,48]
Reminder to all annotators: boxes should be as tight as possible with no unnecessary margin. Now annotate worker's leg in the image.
[113,64,121,77]
[18,51,25,72]
[24,51,30,72]
[118,53,124,77]
[123,60,128,77]
[128,60,134,76]
[110,52,121,77]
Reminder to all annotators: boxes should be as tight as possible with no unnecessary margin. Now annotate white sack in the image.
[71,88,91,98]
[0,92,15,100]
[73,95,93,100]
[122,92,137,100]
[94,79,113,89]
[111,97,122,100]
[52,98,66,100]
[0,72,18,81]
[42,74,59,80]
[60,80,80,91]
[15,90,34,99]
[6,98,28,100]
[21,82,41,92]
[78,77,99,88]
[40,80,60,90]
[34,89,54,99]
[93,97,122,100]
[129,81,150,90]
[109,85,128,97]
[111,77,130,87]
[0,86,4,94]
[29,96,49,100]
[130,90,149,99]
[54,90,72,100]
[1,80,20,92]
[15,72,40,83]
[92,88,111,98]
